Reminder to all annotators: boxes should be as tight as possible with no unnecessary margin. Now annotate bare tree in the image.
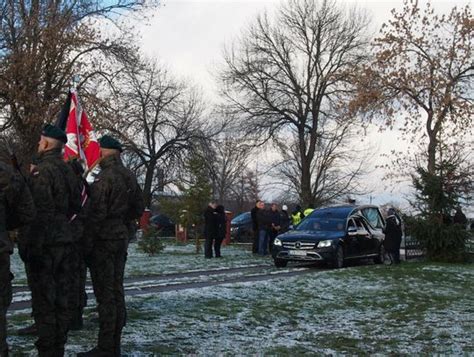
[220,0,370,207]
[275,114,368,207]
[352,0,473,175]
[229,169,260,213]
[0,0,158,160]
[104,59,219,208]
[199,134,253,202]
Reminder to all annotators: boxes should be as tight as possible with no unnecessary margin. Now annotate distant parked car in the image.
[149,214,175,237]
[230,212,253,242]
[272,205,386,268]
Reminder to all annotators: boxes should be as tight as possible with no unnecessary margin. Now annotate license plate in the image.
[289,250,307,256]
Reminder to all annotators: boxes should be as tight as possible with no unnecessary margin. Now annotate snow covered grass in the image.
[10,241,271,286]
[7,243,474,355]
[126,241,272,276]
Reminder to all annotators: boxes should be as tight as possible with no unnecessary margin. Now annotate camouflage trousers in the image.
[89,240,127,356]
[29,244,74,357]
[67,244,87,328]
[0,253,12,356]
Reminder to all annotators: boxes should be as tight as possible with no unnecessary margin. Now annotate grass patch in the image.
[6,245,473,355]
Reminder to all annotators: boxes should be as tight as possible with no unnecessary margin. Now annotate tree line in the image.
[0,0,472,223]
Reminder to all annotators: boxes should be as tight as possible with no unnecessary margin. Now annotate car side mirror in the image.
[347,226,357,236]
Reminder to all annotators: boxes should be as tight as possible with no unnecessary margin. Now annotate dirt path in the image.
[9,264,321,311]
[11,264,273,294]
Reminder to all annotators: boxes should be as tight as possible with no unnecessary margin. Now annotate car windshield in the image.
[296,218,346,232]
[232,212,250,224]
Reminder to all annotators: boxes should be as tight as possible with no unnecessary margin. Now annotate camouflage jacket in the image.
[0,162,36,254]
[87,155,144,242]
[22,148,81,250]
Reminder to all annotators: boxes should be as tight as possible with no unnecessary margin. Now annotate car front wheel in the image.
[274,259,288,268]
[332,245,344,269]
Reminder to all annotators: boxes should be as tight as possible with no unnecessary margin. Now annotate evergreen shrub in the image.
[138,227,165,256]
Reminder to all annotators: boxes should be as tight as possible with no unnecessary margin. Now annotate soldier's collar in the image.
[38,147,63,161]
[99,154,122,169]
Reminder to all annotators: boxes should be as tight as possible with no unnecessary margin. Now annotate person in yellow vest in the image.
[304,204,315,217]
[291,205,305,226]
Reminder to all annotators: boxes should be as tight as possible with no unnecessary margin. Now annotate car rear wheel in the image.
[332,245,344,269]
[374,244,385,264]
[274,259,288,268]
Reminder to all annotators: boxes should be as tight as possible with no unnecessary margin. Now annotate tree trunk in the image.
[427,134,437,175]
[300,157,313,208]
[143,161,156,209]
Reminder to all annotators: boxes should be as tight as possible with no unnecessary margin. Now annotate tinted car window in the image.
[361,208,384,229]
[297,218,346,231]
[231,212,251,224]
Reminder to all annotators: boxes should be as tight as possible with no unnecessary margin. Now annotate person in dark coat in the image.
[215,205,226,258]
[78,135,144,357]
[269,203,281,250]
[383,207,403,264]
[256,203,271,256]
[0,161,36,356]
[280,205,291,233]
[250,200,261,254]
[19,124,82,356]
[203,201,218,258]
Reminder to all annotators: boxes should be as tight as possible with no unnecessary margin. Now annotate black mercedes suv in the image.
[271,205,386,268]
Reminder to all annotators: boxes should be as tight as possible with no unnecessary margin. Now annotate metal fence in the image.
[466,234,474,255]
[402,233,474,260]
[402,235,425,260]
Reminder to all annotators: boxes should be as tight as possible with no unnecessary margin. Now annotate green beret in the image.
[99,135,122,152]
[42,124,67,144]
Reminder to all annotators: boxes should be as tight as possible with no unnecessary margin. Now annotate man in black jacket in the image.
[383,208,403,264]
[250,200,262,254]
[269,203,281,251]
[204,201,218,258]
[256,202,271,256]
[214,205,226,258]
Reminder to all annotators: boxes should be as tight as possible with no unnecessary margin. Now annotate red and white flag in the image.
[62,90,100,171]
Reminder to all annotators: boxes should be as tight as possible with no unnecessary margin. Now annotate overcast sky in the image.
[134,0,471,210]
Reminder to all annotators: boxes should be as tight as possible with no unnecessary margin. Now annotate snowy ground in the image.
[7,241,474,355]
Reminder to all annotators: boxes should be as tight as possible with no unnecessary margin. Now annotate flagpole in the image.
[71,75,80,92]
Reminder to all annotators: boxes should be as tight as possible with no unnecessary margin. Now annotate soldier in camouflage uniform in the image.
[18,124,81,356]
[67,159,89,330]
[78,135,144,357]
[0,161,36,357]
[16,154,41,337]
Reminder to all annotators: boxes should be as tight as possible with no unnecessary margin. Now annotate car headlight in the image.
[318,240,333,248]
[274,238,282,246]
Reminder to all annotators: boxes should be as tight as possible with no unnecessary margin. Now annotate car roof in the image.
[308,205,380,219]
